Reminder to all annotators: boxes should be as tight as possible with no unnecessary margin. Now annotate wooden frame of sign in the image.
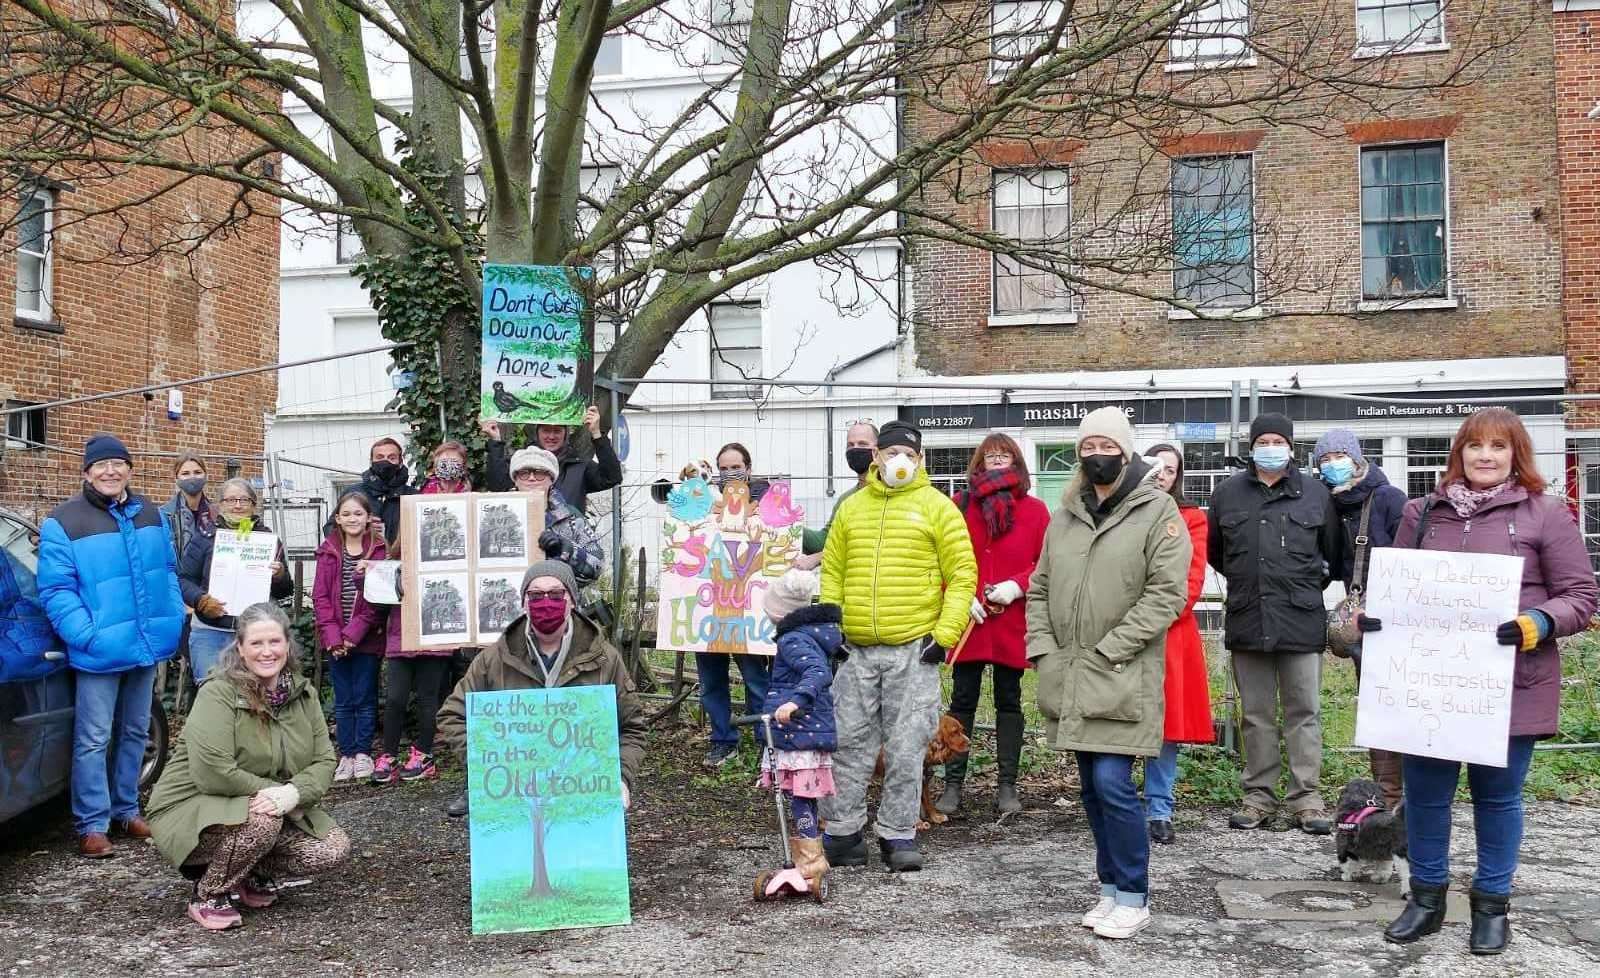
[400,490,548,650]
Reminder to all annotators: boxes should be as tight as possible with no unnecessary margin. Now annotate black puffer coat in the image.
[1206,465,1343,654]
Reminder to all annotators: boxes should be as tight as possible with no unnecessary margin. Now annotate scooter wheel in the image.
[753,871,773,902]
[811,875,829,904]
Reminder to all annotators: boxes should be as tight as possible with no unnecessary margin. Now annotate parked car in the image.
[0,506,169,825]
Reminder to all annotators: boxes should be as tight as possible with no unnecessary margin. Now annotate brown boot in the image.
[1369,749,1404,808]
[792,836,829,885]
[79,833,114,859]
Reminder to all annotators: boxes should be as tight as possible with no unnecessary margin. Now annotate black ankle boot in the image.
[1384,880,1448,944]
[1468,888,1510,955]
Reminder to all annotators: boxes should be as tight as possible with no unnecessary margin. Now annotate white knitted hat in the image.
[1076,406,1137,460]
[509,446,560,479]
[764,568,819,624]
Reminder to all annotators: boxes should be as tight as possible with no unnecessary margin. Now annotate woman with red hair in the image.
[935,433,1050,815]
[1377,409,1597,955]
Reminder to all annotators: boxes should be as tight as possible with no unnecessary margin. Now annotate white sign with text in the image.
[1353,547,1523,768]
[208,531,279,616]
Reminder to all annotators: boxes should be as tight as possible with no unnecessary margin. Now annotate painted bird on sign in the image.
[491,381,525,414]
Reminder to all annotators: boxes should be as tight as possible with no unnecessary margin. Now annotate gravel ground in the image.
[3,727,1597,978]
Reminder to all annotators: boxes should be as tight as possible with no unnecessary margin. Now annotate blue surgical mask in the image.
[1319,458,1356,486]
[1253,445,1292,472]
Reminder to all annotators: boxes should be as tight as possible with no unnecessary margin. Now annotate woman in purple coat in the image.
[1376,409,1597,955]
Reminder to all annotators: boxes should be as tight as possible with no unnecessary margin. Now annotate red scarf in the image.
[962,467,1023,539]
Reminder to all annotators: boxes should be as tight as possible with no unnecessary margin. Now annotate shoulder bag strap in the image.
[1412,496,1437,549]
[1348,493,1375,597]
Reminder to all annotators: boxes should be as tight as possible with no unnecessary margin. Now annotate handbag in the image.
[1326,494,1375,658]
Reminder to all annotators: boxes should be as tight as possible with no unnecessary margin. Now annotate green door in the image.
[1035,443,1077,505]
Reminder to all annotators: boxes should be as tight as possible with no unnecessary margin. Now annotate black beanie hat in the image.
[1248,412,1294,446]
[82,432,132,471]
[876,420,922,453]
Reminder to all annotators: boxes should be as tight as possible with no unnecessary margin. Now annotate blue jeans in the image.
[329,654,381,758]
[1142,741,1181,822]
[72,665,157,835]
[696,653,771,747]
[1403,736,1536,895]
[187,621,232,683]
[1076,751,1149,905]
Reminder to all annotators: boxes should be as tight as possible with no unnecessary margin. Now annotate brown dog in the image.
[873,713,971,830]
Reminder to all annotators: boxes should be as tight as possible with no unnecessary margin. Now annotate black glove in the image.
[918,635,946,664]
[538,530,570,561]
[1356,615,1382,633]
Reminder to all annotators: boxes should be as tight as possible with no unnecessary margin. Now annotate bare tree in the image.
[0,0,1529,410]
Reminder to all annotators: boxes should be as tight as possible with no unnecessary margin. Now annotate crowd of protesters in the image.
[4,399,1593,954]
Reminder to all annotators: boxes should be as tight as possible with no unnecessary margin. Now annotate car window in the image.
[0,511,39,580]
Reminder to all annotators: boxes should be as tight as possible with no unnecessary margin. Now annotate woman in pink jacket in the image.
[1376,409,1597,955]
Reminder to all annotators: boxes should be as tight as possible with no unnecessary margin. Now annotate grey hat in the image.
[522,559,578,600]
[1313,428,1365,465]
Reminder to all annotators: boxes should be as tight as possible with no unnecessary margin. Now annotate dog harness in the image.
[1337,804,1383,832]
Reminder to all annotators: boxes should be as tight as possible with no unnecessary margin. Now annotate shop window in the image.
[924,446,976,498]
[1360,142,1447,300]
[1406,436,1451,497]
[1182,440,1232,510]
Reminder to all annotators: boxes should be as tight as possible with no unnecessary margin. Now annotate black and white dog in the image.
[1334,779,1409,895]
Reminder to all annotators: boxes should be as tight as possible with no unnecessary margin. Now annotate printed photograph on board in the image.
[419,573,472,645]
[418,500,470,569]
[476,497,529,568]
[475,573,521,640]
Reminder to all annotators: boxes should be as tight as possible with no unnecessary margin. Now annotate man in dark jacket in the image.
[353,436,417,543]
[1313,427,1408,806]
[481,405,622,514]
[1207,413,1342,835]
[38,433,186,858]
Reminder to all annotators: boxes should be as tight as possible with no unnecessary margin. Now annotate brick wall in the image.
[0,173,281,523]
[1558,7,1600,429]
[904,1,1562,378]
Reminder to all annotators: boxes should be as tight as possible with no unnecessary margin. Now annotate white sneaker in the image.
[353,753,376,779]
[1093,903,1151,940]
[1080,896,1116,929]
[333,757,355,783]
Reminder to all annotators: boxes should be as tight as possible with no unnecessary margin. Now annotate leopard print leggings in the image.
[185,812,351,898]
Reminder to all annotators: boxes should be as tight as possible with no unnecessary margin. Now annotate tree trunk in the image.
[528,802,554,897]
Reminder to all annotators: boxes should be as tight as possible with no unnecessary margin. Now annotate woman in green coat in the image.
[1026,408,1190,942]
[147,603,348,931]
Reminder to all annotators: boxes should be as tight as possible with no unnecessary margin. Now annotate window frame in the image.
[989,167,1076,324]
[335,215,364,265]
[1353,0,1447,57]
[1170,153,1258,314]
[989,0,1067,80]
[15,186,54,324]
[594,32,625,78]
[3,400,46,452]
[1357,140,1453,309]
[1405,435,1452,498]
[708,301,764,401]
[1167,0,1254,72]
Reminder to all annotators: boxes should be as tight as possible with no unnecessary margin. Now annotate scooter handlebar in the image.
[733,713,768,727]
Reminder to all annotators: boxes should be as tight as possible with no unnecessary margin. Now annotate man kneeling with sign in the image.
[437,560,646,818]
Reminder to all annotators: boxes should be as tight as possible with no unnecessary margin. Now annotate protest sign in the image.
[400,492,547,650]
[481,263,593,425]
[655,478,805,656]
[465,687,630,935]
[208,530,278,615]
[362,560,402,605]
[1353,547,1524,767]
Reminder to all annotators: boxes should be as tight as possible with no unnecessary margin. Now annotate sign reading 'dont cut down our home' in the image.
[465,687,630,935]
[480,263,594,426]
[1354,547,1524,768]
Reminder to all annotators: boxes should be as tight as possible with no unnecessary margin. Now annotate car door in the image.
[0,508,73,824]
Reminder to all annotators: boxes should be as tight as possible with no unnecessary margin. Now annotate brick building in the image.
[899,1,1571,511]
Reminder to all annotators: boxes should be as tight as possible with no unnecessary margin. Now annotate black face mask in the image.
[845,447,874,475]
[369,460,406,485]
[1081,454,1125,487]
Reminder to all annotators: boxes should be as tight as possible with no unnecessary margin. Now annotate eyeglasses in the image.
[221,496,254,506]
[513,470,552,481]
[525,589,567,602]
[983,453,1013,464]
[87,460,131,475]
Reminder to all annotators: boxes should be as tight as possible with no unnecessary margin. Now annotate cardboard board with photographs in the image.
[400,491,548,650]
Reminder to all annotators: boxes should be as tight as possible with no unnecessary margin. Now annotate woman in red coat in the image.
[1141,444,1214,843]
[936,433,1051,815]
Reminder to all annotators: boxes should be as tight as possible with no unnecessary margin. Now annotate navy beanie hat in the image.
[82,432,132,471]
[1312,428,1365,465]
[1248,412,1294,447]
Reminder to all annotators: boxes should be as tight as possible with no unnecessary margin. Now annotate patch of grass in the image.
[470,868,630,934]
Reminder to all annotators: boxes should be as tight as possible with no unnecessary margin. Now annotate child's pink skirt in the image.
[759,748,836,799]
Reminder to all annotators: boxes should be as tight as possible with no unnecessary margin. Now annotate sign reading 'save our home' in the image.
[481,264,594,425]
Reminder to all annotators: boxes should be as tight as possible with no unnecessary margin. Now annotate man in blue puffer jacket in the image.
[38,433,185,858]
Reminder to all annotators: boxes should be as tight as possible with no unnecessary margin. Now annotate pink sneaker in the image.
[187,893,242,931]
[233,873,278,909]
[370,753,399,785]
[399,746,437,781]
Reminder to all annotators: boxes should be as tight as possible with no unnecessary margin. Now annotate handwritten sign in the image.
[208,531,278,616]
[481,264,593,425]
[1353,547,1524,767]
[466,687,630,935]
[655,479,804,656]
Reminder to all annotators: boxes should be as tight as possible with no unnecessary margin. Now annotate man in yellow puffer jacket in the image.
[819,420,977,871]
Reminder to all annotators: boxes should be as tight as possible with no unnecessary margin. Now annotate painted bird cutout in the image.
[667,476,715,523]
[491,381,525,414]
[714,478,753,533]
[757,480,803,529]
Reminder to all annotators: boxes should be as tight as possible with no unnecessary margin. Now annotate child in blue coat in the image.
[759,569,841,883]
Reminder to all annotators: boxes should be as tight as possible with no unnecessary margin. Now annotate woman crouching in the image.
[147,602,349,931]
